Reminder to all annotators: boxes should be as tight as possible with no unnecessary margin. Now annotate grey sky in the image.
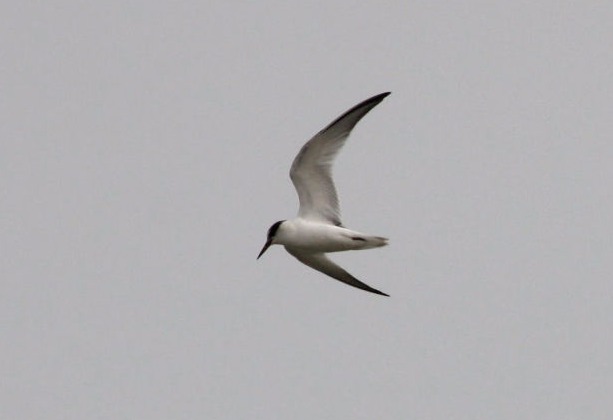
[2,2,612,419]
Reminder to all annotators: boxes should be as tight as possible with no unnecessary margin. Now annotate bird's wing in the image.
[285,246,389,296]
[289,92,391,226]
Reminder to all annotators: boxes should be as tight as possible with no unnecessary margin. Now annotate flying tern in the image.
[257,92,391,296]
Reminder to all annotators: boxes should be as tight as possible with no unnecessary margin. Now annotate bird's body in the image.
[258,92,391,296]
[274,219,388,253]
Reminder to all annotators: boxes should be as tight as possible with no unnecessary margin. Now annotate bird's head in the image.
[257,220,285,259]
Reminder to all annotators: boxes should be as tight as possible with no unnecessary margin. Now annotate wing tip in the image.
[366,91,391,105]
[371,288,390,297]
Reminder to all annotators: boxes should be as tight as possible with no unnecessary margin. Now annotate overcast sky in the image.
[2,2,612,419]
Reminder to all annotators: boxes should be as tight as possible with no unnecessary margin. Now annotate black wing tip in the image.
[371,289,390,297]
[345,91,391,115]
[319,91,392,135]
[364,91,391,105]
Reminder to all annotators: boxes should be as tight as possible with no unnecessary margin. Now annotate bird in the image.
[257,92,391,296]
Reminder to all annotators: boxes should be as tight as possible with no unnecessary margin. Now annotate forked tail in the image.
[370,236,389,248]
[354,235,388,249]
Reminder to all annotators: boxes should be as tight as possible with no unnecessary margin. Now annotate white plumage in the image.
[258,92,391,296]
